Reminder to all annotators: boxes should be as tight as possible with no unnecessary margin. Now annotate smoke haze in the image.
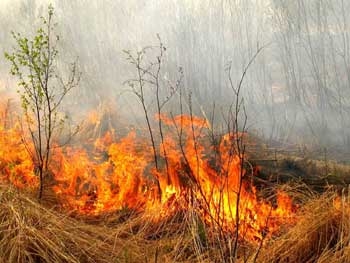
[1,0,350,155]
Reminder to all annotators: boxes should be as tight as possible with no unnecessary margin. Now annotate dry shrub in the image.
[257,189,350,263]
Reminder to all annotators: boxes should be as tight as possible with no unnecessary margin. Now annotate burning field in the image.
[2,1,350,262]
[2,97,350,263]
[0,99,295,236]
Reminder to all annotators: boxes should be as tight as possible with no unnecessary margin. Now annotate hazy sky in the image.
[1,0,350,149]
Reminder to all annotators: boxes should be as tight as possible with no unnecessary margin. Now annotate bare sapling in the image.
[124,35,180,199]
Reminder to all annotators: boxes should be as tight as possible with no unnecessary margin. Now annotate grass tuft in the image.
[257,189,350,263]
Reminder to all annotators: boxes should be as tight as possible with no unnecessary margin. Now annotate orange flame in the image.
[52,113,295,241]
[0,102,37,188]
[0,102,295,242]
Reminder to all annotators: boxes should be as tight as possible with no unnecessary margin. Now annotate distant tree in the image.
[4,4,80,199]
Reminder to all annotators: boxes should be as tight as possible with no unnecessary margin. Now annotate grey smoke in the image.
[1,0,349,154]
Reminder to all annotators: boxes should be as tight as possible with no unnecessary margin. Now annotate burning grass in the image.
[3,97,350,262]
[0,98,296,244]
[2,183,350,263]
[0,183,254,262]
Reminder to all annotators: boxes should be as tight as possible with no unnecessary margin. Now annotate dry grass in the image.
[256,188,350,263]
[3,174,350,262]
[0,184,205,263]
[0,184,149,263]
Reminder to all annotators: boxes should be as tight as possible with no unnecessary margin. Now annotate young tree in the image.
[5,4,80,199]
[124,37,180,199]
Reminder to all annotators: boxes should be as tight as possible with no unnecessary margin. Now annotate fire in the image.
[0,101,296,242]
[0,101,38,189]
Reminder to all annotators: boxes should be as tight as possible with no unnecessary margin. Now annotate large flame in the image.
[0,101,295,242]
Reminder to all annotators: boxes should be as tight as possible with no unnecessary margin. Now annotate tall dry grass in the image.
[3,181,350,262]
[0,184,205,263]
[0,184,147,263]
[256,188,350,263]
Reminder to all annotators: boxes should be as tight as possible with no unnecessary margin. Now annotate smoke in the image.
[1,0,350,153]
